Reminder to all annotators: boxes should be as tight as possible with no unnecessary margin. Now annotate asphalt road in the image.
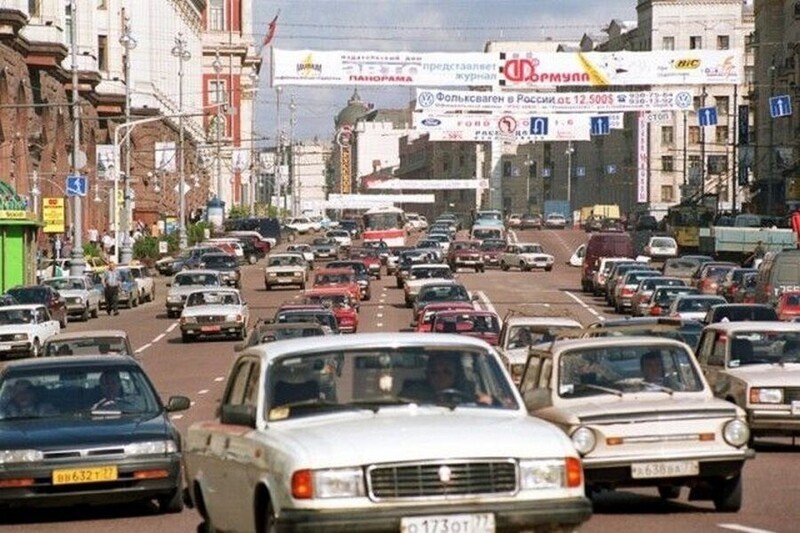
[1,227,797,533]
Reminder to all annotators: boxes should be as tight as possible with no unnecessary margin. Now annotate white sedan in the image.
[179,288,249,342]
[184,334,591,533]
[42,276,101,321]
[644,236,679,259]
[667,294,727,321]
[325,229,353,248]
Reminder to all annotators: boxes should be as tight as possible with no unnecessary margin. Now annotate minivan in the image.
[470,225,506,242]
[755,249,800,305]
[581,232,635,293]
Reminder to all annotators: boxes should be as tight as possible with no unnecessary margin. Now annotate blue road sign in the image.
[530,116,549,136]
[576,166,586,177]
[769,95,792,118]
[541,167,551,178]
[66,175,87,197]
[606,164,617,175]
[590,116,611,136]
[698,106,718,127]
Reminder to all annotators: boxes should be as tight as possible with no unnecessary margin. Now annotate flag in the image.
[262,13,279,46]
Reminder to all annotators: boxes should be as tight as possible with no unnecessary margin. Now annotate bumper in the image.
[0,341,33,357]
[65,303,88,314]
[0,456,181,509]
[748,409,800,435]
[276,497,591,533]
[454,260,485,268]
[165,300,185,312]
[181,322,243,336]
[526,261,552,270]
[266,277,305,287]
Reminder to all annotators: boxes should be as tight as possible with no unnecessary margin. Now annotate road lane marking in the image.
[565,291,604,321]
[167,323,178,332]
[135,343,152,354]
[378,305,385,309]
[198,389,209,395]
[377,313,384,318]
[170,414,184,420]
[214,376,225,382]
[153,333,165,343]
[719,525,775,533]
[377,322,384,328]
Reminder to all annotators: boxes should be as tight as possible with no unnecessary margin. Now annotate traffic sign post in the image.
[66,175,88,197]
[590,116,611,136]
[769,95,792,118]
[698,106,718,127]
[530,117,549,136]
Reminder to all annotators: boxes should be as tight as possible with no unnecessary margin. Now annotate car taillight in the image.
[622,287,635,296]
[649,305,662,316]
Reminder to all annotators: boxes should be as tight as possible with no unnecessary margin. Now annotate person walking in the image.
[103,261,121,316]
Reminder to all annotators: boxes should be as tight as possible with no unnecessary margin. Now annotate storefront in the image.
[0,180,41,292]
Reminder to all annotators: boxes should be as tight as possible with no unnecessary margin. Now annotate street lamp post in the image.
[30,170,41,218]
[212,50,224,203]
[248,68,259,214]
[171,33,191,250]
[68,0,85,276]
[565,141,575,212]
[289,95,297,216]
[118,15,137,265]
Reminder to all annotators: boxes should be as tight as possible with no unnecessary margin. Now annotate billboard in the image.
[42,197,65,234]
[413,113,594,142]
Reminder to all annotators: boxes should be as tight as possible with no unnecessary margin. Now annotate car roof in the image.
[174,269,220,275]
[533,335,690,356]
[704,321,800,333]
[505,316,583,327]
[45,329,129,341]
[593,317,699,327]
[1,354,140,372]
[0,304,45,311]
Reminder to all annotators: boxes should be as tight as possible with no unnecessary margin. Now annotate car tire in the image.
[300,282,306,290]
[264,282,271,291]
[500,262,509,271]
[60,314,68,329]
[713,474,743,512]
[396,279,403,289]
[658,486,681,499]
[261,499,277,533]
[182,332,192,343]
[30,338,40,358]
[150,288,156,302]
[158,485,185,514]
[520,262,529,272]
[81,305,90,322]
[545,266,553,272]
[91,304,99,318]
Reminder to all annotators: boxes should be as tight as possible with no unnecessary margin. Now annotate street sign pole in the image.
[68,0,85,277]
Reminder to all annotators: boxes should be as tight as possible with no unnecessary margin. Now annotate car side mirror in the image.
[220,403,257,428]
[165,395,191,412]
[471,293,479,301]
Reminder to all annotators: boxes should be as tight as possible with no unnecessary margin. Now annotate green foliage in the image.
[132,236,161,265]
[187,221,212,246]
[254,202,282,218]
[227,205,251,220]
[83,242,102,258]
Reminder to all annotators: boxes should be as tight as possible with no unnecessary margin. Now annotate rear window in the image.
[712,307,778,322]
[776,263,800,284]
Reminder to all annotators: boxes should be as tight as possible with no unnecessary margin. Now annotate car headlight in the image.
[722,419,750,448]
[124,440,178,456]
[181,316,197,324]
[225,313,241,322]
[0,450,43,464]
[571,426,597,455]
[519,459,565,490]
[167,295,181,303]
[12,333,28,341]
[295,468,365,499]
[293,272,302,277]
[749,387,783,404]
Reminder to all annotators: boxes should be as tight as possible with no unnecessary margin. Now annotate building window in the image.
[708,155,728,174]
[661,185,674,203]
[689,155,701,168]
[662,156,675,172]
[716,126,729,145]
[690,36,702,49]
[209,79,227,104]
[716,96,729,115]
[661,125,674,145]
[502,160,512,177]
[208,0,226,31]
[97,35,108,72]
[29,0,41,17]
[689,126,701,144]
[662,36,675,50]
[745,66,755,86]
[717,35,730,50]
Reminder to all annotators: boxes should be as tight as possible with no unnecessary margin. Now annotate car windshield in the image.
[588,322,704,350]
[44,278,85,291]
[306,293,351,308]
[453,242,479,251]
[174,274,219,286]
[663,258,702,276]
[276,312,338,333]
[419,284,469,303]
[0,366,160,420]
[703,266,734,280]
[676,297,725,312]
[266,347,518,420]
[249,325,325,345]
[6,288,47,304]
[481,241,506,251]
[0,309,34,325]
[651,238,676,247]
[269,255,302,267]
[315,273,354,284]
[558,345,704,397]
[433,314,500,334]
[44,337,130,356]
[472,229,500,240]
[186,291,240,307]
[519,244,544,254]
[203,255,237,268]
[506,324,581,348]
[411,268,452,279]
[729,331,800,366]
[654,288,698,305]
[312,238,334,246]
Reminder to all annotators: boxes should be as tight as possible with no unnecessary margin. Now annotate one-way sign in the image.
[769,95,792,118]
[698,106,718,127]
[590,116,610,136]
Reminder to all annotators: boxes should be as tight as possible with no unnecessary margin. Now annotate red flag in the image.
[262,14,278,46]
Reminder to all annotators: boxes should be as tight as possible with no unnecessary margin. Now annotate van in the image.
[224,217,282,246]
[470,226,506,242]
[755,250,800,305]
[581,232,635,292]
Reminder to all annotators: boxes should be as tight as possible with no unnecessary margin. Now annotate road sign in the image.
[769,95,792,118]
[541,167,551,178]
[606,164,617,175]
[530,116,549,136]
[66,175,87,197]
[590,116,611,136]
[42,197,65,233]
[576,166,586,177]
[698,106,718,127]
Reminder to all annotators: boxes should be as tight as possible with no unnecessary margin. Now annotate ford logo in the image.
[421,118,441,127]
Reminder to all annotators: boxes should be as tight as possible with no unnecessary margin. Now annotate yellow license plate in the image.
[52,465,118,485]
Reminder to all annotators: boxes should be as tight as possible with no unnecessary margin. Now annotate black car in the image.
[6,285,68,329]
[0,356,189,512]
[0,294,19,307]
[703,303,778,325]
[585,316,705,350]
[200,253,241,288]
[338,219,362,239]
[273,309,340,334]
[327,260,372,300]
[163,246,226,275]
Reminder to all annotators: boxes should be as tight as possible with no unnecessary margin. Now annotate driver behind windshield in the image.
[400,355,491,405]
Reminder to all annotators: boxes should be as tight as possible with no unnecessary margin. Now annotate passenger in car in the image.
[401,356,491,405]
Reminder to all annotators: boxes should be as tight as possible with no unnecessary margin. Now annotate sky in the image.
[251,0,636,146]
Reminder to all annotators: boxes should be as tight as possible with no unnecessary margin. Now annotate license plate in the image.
[201,325,221,332]
[401,513,495,533]
[792,401,800,416]
[0,344,11,351]
[631,460,699,479]
[52,465,118,485]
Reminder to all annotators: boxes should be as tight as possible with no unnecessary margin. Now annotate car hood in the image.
[405,277,454,292]
[266,265,305,272]
[519,253,554,260]
[501,346,530,365]
[168,285,219,296]
[269,410,573,466]
[55,289,88,298]
[726,363,800,386]
[0,324,37,334]
[0,413,170,450]
[540,396,737,425]
[182,304,243,317]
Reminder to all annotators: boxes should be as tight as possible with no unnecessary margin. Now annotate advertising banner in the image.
[366,179,489,190]
[415,88,694,113]
[496,49,742,88]
[413,113,594,142]
[272,49,494,87]
[154,142,177,173]
[637,112,649,204]
[325,194,435,209]
[42,197,65,233]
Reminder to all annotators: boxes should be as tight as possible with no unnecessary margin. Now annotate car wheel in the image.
[520,262,529,272]
[545,266,553,272]
[158,485,184,514]
[91,304,99,318]
[260,498,277,533]
[300,282,306,290]
[500,262,509,271]
[264,282,271,291]
[239,326,247,341]
[60,314,68,329]
[30,338,40,358]
[377,272,381,280]
[182,332,192,343]
[81,305,90,322]
[396,279,403,288]
[658,486,681,499]
[713,474,742,512]
[150,288,156,302]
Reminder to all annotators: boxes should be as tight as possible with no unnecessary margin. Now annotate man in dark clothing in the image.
[103,262,121,316]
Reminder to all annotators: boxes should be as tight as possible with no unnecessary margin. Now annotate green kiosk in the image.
[0,180,40,293]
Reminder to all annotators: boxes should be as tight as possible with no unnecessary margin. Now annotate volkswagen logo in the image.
[438,465,453,484]
[418,91,435,108]
[675,91,692,109]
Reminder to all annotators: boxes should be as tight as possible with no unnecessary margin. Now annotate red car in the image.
[479,239,506,269]
[349,248,382,279]
[312,268,362,304]
[413,301,475,332]
[777,291,800,321]
[431,309,502,346]
[447,240,485,273]
[303,288,359,333]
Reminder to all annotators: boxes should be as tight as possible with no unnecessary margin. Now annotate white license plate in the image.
[792,401,800,416]
[0,344,11,351]
[631,460,699,479]
[401,513,495,533]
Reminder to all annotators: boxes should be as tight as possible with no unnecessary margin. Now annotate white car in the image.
[521,336,753,511]
[500,243,555,272]
[179,288,249,342]
[667,294,727,321]
[644,236,679,260]
[184,333,592,533]
[285,243,315,265]
[165,270,223,318]
[403,264,455,307]
[42,276,102,321]
[127,264,156,303]
[325,229,353,249]
[264,253,308,291]
[544,214,567,229]
[497,315,583,383]
[0,304,61,358]
[284,216,317,234]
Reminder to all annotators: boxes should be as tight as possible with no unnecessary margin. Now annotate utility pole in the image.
[212,49,224,204]
[68,0,85,277]
[276,86,283,215]
[289,95,297,216]
[700,85,707,197]
[119,13,136,265]
[767,60,776,215]
[248,68,259,214]
[566,141,574,211]
[171,34,191,250]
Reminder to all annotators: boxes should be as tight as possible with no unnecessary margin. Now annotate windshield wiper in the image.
[342,398,417,413]
[574,383,624,397]
[640,381,675,395]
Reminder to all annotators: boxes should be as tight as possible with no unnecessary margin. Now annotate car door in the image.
[696,329,727,396]
[37,307,60,337]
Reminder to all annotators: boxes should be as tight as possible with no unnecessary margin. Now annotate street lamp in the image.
[30,170,41,218]
[289,95,297,216]
[118,16,137,264]
[565,141,575,212]
[212,49,224,204]
[68,0,85,276]
[247,67,259,213]
[171,33,191,250]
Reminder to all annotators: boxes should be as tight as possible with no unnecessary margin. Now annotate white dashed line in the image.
[378,305,385,310]
[565,291,604,320]
[166,323,178,332]
[377,313,384,318]
[153,333,165,343]
[376,322,384,328]
[198,389,209,395]
[718,525,775,533]
[214,376,225,382]
[170,414,184,420]
[190,401,196,406]
[134,343,152,354]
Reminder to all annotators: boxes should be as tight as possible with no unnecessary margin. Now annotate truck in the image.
[698,214,797,261]
[543,200,571,223]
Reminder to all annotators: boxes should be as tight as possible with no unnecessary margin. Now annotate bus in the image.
[362,206,407,247]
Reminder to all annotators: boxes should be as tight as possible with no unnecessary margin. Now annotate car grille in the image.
[0,334,17,342]
[367,460,517,501]
[43,446,125,460]
[67,297,82,304]
[277,272,296,277]
[784,387,800,404]
[195,315,226,324]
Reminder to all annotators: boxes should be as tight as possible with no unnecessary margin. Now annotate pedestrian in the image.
[103,261,120,316]
[88,226,99,246]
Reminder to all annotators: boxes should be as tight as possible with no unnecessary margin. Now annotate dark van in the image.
[755,250,800,305]
[224,217,283,245]
[581,232,635,292]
